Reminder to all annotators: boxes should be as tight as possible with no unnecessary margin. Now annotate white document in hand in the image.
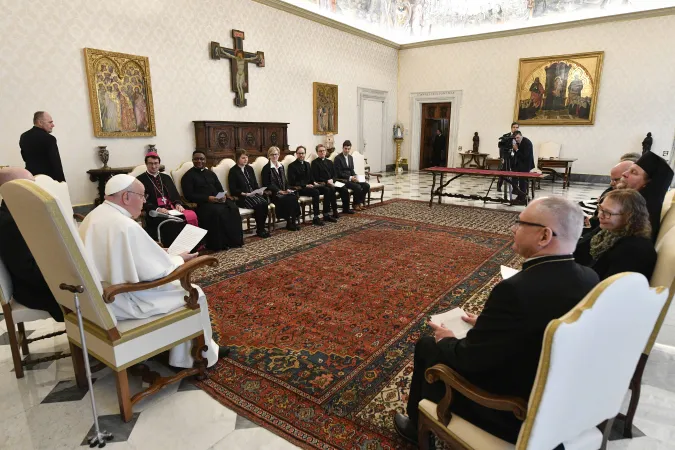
[500,265,520,280]
[430,307,473,339]
[250,186,266,195]
[167,224,208,256]
[167,210,183,216]
[215,191,226,199]
[334,181,345,188]
[356,174,366,182]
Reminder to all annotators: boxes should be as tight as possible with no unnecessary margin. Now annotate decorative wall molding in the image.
[357,87,389,172]
[409,91,462,171]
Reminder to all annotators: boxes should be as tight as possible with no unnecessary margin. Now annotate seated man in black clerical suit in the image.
[136,151,199,247]
[333,140,370,211]
[287,145,338,226]
[395,197,599,445]
[311,144,352,215]
[261,146,302,231]
[181,150,243,251]
[0,167,63,322]
[228,148,271,238]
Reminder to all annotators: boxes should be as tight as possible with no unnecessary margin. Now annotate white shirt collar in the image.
[147,171,159,178]
[103,200,132,218]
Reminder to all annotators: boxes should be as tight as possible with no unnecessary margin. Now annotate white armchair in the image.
[34,174,83,224]
[170,161,195,207]
[211,158,255,230]
[280,154,314,222]
[128,164,146,178]
[250,157,275,230]
[661,189,674,222]
[418,273,668,450]
[0,179,218,422]
[329,150,385,205]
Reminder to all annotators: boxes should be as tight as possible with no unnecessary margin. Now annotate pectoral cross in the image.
[210,30,265,107]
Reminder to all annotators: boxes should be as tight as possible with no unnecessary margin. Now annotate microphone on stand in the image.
[149,210,184,246]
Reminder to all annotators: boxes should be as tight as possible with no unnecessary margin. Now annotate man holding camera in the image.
[496,122,519,192]
[512,131,535,205]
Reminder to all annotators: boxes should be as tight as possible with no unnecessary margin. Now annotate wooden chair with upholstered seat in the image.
[249,156,276,230]
[417,273,668,450]
[280,154,314,222]
[0,179,218,422]
[329,150,385,206]
[34,174,85,224]
[211,158,255,231]
[170,161,198,209]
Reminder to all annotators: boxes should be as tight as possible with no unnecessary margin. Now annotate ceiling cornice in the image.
[252,1,675,51]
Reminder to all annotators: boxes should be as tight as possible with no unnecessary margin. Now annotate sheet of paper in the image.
[250,186,266,195]
[167,224,208,256]
[334,181,345,188]
[430,307,473,339]
[215,191,226,199]
[167,210,183,216]
[356,174,366,182]
[500,265,520,280]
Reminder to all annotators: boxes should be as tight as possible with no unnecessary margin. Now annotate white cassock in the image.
[79,201,219,368]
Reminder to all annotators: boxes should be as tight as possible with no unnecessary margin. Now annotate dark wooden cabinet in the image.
[194,120,289,167]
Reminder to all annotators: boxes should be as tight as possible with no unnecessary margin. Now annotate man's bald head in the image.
[0,167,34,186]
[610,160,634,188]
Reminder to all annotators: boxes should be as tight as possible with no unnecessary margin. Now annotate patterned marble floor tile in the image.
[0,329,34,345]
[80,413,141,446]
[40,378,97,404]
[209,427,300,450]
[234,415,260,430]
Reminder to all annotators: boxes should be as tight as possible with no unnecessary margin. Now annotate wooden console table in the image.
[537,158,577,188]
[87,167,135,205]
[459,152,489,169]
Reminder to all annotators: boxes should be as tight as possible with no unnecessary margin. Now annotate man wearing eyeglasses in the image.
[395,197,599,446]
[79,174,227,369]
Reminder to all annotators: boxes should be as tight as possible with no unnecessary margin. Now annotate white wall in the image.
[0,0,398,204]
[397,14,675,175]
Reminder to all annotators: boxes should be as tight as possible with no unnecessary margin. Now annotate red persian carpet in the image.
[194,200,520,449]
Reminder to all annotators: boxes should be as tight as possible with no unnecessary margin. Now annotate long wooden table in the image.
[423,167,544,207]
[537,158,577,188]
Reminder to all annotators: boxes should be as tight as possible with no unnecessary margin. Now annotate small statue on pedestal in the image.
[325,132,335,156]
[472,132,480,153]
[642,132,653,155]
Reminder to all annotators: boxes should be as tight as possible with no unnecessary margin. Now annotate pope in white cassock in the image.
[79,174,222,368]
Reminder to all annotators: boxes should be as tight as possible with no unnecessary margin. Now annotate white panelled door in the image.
[362,99,384,172]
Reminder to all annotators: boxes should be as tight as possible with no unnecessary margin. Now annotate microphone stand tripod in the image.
[157,217,185,247]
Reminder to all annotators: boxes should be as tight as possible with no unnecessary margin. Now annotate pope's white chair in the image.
[279,154,314,222]
[418,273,668,450]
[211,158,255,231]
[0,179,218,422]
[250,157,275,230]
[0,255,69,378]
[352,150,385,205]
[34,175,84,224]
[620,228,675,437]
[535,142,563,187]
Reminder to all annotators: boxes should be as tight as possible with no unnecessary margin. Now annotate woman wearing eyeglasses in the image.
[575,189,656,281]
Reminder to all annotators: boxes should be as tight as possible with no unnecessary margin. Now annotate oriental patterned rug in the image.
[194,200,521,449]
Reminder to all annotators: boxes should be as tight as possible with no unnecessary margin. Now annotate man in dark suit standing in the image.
[395,197,599,445]
[19,111,66,182]
[287,146,337,225]
[311,144,354,215]
[333,140,370,211]
[512,130,535,205]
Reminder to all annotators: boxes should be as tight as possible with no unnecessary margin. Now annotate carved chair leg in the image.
[115,369,133,422]
[380,189,384,203]
[3,304,25,378]
[17,322,30,355]
[69,342,87,389]
[367,191,371,206]
[418,416,433,450]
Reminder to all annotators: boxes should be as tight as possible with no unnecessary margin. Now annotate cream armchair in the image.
[0,180,218,422]
[170,161,198,208]
[0,256,69,378]
[211,158,255,230]
[418,273,668,450]
[280,154,314,222]
[250,156,276,230]
[34,174,84,224]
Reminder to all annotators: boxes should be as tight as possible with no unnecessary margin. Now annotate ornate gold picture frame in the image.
[84,48,156,137]
[313,82,338,135]
[514,51,604,126]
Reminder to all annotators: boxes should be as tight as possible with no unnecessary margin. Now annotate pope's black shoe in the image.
[393,413,418,445]
[218,347,230,359]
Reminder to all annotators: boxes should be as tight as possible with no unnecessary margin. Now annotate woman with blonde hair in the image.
[261,146,301,231]
[575,189,657,281]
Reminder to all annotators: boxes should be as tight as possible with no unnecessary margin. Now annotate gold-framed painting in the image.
[313,82,338,135]
[84,48,156,137]
[514,51,604,126]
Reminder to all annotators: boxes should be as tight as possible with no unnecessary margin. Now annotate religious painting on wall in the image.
[83,48,156,137]
[513,51,604,126]
[313,82,338,135]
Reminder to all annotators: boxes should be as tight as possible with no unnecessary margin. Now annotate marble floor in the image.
[2,171,674,450]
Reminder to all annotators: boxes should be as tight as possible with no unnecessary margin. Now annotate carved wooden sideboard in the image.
[193,120,289,167]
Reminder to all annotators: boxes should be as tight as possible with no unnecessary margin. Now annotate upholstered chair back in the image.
[657,199,675,245]
[128,164,146,178]
[250,157,269,186]
[538,142,561,159]
[306,148,318,163]
[170,161,193,198]
[280,154,296,170]
[351,150,366,176]
[328,150,338,162]
[0,180,117,331]
[650,229,675,351]
[662,190,674,221]
[518,273,667,449]
[211,158,236,192]
[34,174,76,222]
[0,255,13,306]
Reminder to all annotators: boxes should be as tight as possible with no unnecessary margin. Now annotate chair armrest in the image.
[73,213,86,222]
[102,256,218,309]
[425,364,527,426]
[366,171,382,183]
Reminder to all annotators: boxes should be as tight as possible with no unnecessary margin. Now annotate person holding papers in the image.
[311,144,353,215]
[181,151,243,251]
[262,146,302,231]
[395,197,599,445]
[136,151,197,246]
[333,140,369,211]
[79,174,226,368]
[228,148,271,238]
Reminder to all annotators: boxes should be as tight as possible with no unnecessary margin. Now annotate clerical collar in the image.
[103,200,132,218]
[147,171,159,178]
[522,254,574,271]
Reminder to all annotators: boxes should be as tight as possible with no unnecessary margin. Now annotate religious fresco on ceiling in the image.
[294,0,675,41]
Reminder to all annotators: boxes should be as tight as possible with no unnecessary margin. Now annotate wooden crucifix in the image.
[210,30,265,107]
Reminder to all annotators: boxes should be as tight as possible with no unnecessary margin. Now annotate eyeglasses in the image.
[127,191,148,201]
[296,152,306,156]
[597,207,624,218]
[513,219,557,236]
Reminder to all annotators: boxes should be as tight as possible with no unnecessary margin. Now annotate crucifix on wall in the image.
[210,30,265,107]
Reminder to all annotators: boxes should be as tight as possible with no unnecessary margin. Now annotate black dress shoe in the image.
[393,413,418,445]
[218,347,230,359]
[256,230,271,238]
[343,209,356,215]
[324,215,337,223]
[312,217,325,226]
[286,223,300,231]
